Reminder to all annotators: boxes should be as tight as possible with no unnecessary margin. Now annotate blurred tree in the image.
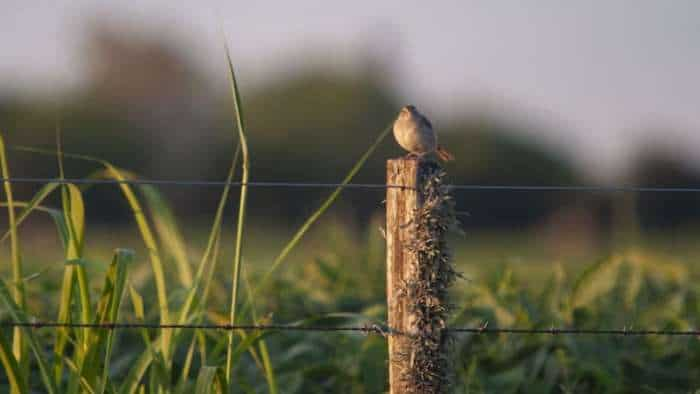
[217,65,400,223]
[629,144,700,227]
[80,22,221,179]
[440,116,579,228]
[0,20,584,227]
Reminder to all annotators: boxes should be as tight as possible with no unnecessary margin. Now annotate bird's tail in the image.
[436,145,454,162]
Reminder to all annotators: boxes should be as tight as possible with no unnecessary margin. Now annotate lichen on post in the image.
[386,158,457,394]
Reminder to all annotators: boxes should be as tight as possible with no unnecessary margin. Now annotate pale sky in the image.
[2,1,699,179]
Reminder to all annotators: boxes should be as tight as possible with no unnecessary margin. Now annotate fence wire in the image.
[2,175,699,340]
[1,321,698,338]
[3,177,700,193]
[0,321,391,336]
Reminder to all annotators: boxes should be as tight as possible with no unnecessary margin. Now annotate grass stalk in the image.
[175,144,239,327]
[0,277,58,393]
[243,267,277,394]
[53,131,95,386]
[15,147,173,333]
[96,249,134,393]
[0,183,60,243]
[243,123,393,315]
[0,330,26,393]
[223,43,251,387]
[141,186,193,288]
[15,146,176,379]
[0,132,28,393]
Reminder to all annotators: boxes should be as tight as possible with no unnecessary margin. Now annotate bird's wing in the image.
[419,114,433,130]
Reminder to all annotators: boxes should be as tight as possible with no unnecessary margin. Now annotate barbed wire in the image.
[0,177,400,190]
[3,176,699,338]
[3,177,700,193]
[0,321,394,336]
[449,326,700,337]
[1,321,698,338]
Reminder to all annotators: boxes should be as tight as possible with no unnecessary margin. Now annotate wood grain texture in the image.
[386,158,420,394]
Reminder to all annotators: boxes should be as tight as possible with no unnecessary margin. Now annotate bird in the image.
[393,105,454,162]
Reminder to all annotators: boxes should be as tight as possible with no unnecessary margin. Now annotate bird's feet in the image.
[404,153,433,163]
[404,152,420,160]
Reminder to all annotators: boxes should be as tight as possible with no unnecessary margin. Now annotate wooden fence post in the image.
[387,158,456,394]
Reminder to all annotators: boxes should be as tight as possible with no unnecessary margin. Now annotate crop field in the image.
[1,51,700,394]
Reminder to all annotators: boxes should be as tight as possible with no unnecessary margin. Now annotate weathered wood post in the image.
[387,158,456,394]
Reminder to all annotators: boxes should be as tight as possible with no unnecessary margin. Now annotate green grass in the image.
[2,216,700,392]
[1,51,700,393]
[0,45,397,393]
[224,42,251,391]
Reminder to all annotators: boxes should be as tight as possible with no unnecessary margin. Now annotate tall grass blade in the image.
[58,182,93,393]
[186,230,224,373]
[194,366,228,394]
[176,146,239,327]
[0,277,58,394]
[198,231,223,314]
[91,165,170,326]
[0,182,61,244]
[15,146,171,332]
[168,149,239,387]
[0,132,27,390]
[81,159,173,363]
[175,336,197,393]
[223,43,251,385]
[117,286,155,394]
[140,186,193,288]
[0,203,69,251]
[6,188,84,383]
[0,330,26,394]
[86,249,134,394]
[54,132,93,384]
[242,268,277,394]
[246,123,393,310]
[58,355,97,394]
[258,341,276,394]
[51,135,72,384]
[64,184,92,323]
[117,348,153,394]
[53,261,76,381]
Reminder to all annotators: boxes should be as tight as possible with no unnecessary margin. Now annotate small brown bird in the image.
[393,105,454,161]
